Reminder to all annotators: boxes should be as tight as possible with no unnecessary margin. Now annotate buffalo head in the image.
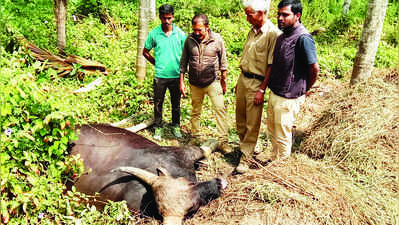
[112,166,227,225]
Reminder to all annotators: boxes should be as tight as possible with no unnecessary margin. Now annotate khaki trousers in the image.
[189,80,228,141]
[266,91,305,159]
[235,74,264,158]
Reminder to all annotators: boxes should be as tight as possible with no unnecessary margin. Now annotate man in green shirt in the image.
[143,4,186,140]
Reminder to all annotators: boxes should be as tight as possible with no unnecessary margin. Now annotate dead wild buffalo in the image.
[70,124,227,225]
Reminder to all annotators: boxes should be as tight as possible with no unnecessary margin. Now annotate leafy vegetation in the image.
[0,0,398,224]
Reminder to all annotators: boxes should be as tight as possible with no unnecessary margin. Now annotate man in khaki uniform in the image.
[235,0,281,173]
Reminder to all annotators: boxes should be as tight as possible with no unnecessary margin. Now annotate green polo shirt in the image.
[144,24,186,78]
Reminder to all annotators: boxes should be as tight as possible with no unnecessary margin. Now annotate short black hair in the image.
[159,4,174,15]
[278,0,302,16]
[191,14,209,26]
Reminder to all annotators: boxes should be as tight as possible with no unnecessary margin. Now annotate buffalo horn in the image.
[111,167,158,185]
[200,138,219,157]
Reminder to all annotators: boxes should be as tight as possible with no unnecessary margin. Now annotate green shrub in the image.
[73,0,104,17]
[211,16,249,56]
[2,0,57,51]
[383,1,399,47]
[0,51,85,224]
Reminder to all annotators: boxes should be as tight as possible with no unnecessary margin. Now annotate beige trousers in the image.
[235,74,264,158]
[189,80,228,141]
[266,91,305,160]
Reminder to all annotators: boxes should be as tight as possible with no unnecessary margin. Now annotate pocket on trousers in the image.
[210,81,223,96]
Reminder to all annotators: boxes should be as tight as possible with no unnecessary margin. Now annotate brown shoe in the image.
[248,158,260,169]
[218,141,233,154]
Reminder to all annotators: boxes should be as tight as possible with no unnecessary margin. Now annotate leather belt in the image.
[243,71,264,81]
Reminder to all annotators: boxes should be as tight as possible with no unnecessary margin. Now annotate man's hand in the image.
[254,90,265,105]
[220,79,226,95]
[180,82,186,97]
[180,72,186,97]
[253,65,271,105]
[307,63,319,90]
[142,48,155,65]
[220,70,227,95]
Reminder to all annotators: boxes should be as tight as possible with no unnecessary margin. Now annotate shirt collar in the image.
[282,23,303,37]
[190,30,214,44]
[252,21,268,35]
[158,24,177,35]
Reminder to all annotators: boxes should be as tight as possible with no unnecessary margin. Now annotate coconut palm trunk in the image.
[350,0,388,86]
[54,0,67,54]
[136,0,155,81]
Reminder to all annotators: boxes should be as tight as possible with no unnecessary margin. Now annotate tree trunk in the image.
[350,0,388,86]
[136,0,156,81]
[54,0,68,54]
[343,0,351,15]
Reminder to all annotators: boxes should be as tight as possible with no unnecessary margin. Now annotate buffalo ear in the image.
[156,167,171,177]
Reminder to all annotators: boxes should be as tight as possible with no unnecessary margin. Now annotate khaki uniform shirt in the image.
[239,20,281,76]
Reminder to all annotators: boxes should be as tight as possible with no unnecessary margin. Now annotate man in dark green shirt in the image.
[143,4,186,140]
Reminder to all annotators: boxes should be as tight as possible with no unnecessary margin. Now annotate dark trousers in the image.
[153,77,181,128]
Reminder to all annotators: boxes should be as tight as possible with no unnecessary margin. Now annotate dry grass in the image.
[300,69,399,192]
[129,69,399,224]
